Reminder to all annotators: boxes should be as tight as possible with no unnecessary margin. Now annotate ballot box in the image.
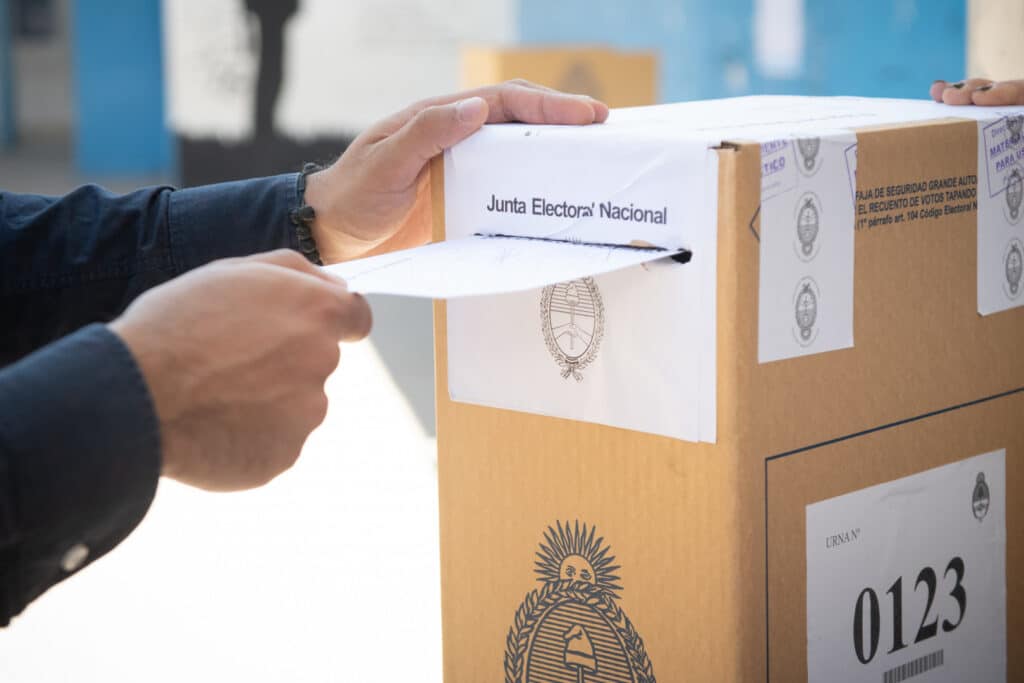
[414,98,1024,683]
[461,46,657,108]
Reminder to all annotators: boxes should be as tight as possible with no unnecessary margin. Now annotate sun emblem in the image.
[541,278,605,381]
[1007,115,1023,145]
[797,137,821,173]
[796,194,820,258]
[972,472,991,522]
[1006,169,1023,221]
[1005,240,1023,297]
[505,521,655,683]
[794,279,818,343]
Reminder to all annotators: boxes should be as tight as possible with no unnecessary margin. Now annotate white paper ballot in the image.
[322,236,683,299]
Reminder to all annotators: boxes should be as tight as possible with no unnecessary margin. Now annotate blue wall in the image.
[71,0,171,175]
[519,0,965,103]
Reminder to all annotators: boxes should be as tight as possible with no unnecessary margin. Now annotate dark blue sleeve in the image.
[0,324,160,625]
[0,174,302,624]
[1,174,301,364]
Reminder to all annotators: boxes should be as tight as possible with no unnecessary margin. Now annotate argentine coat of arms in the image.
[504,521,655,683]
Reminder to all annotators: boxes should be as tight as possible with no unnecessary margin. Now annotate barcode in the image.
[883,649,944,683]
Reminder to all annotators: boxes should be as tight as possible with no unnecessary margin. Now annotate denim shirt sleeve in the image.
[0,174,301,625]
[1,174,301,364]
[0,324,161,625]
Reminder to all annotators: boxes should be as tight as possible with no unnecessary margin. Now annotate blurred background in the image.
[0,0,1017,680]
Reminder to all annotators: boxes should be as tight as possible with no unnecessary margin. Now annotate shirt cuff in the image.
[0,323,161,622]
[167,173,301,273]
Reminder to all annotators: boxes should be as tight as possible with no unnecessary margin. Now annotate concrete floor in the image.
[0,140,443,681]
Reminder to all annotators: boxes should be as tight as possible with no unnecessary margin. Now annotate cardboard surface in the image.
[461,46,657,108]
[431,109,1023,682]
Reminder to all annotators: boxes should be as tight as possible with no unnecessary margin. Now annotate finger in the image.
[374,97,491,188]
[941,78,993,105]
[491,83,609,124]
[929,80,947,102]
[972,79,1024,106]
[367,80,608,143]
[242,249,348,287]
[333,292,373,342]
[413,80,608,125]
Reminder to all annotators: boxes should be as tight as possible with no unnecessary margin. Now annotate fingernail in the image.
[932,79,945,85]
[977,83,994,92]
[951,82,965,89]
[456,97,487,123]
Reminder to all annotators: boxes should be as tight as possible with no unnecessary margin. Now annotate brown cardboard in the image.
[430,112,1023,681]
[461,46,657,108]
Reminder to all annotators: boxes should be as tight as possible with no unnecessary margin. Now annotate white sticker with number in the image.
[806,449,1006,683]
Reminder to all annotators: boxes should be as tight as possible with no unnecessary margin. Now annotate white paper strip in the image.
[758,133,857,363]
[446,258,708,442]
[322,236,683,299]
[443,126,720,443]
[976,114,1024,315]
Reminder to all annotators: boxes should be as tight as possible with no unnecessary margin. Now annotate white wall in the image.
[968,0,1024,80]
[163,0,518,141]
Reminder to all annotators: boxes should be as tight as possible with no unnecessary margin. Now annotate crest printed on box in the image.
[541,278,605,381]
[1004,239,1023,299]
[795,192,821,260]
[1007,114,1023,146]
[505,521,655,683]
[972,472,991,522]
[1006,169,1023,222]
[796,137,821,175]
[793,277,819,345]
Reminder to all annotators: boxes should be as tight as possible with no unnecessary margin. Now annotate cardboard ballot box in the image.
[462,46,658,108]
[426,98,1023,682]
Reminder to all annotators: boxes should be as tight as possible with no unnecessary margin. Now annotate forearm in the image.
[0,324,161,625]
[1,175,301,363]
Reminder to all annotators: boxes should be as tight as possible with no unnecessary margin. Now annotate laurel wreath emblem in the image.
[540,278,605,382]
[504,580,656,683]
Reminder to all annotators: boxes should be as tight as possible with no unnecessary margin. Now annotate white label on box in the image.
[976,116,1024,315]
[758,132,856,363]
[806,449,1007,683]
[446,257,708,442]
[442,125,719,443]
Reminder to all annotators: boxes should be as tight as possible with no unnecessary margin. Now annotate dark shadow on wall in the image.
[178,0,352,186]
[179,0,435,435]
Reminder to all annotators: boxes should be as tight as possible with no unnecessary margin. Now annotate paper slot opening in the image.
[323,234,691,300]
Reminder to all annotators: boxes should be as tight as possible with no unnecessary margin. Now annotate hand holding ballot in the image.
[301,80,609,263]
[930,77,1024,106]
[110,250,372,492]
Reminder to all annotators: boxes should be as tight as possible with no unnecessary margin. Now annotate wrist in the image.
[107,319,186,477]
[304,167,385,263]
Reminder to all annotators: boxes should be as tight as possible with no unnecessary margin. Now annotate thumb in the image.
[379,97,490,187]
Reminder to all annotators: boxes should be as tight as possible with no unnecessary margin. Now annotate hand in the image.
[930,78,1024,106]
[304,80,610,263]
[109,250,371,491]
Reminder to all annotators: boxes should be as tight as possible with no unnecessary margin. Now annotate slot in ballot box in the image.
[427,97,1023,682]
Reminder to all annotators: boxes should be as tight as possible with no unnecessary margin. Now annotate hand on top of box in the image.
[930,78,1024,106]
[303,80,609,264]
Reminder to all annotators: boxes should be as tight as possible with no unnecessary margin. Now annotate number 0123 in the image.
[852,556,967,664]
